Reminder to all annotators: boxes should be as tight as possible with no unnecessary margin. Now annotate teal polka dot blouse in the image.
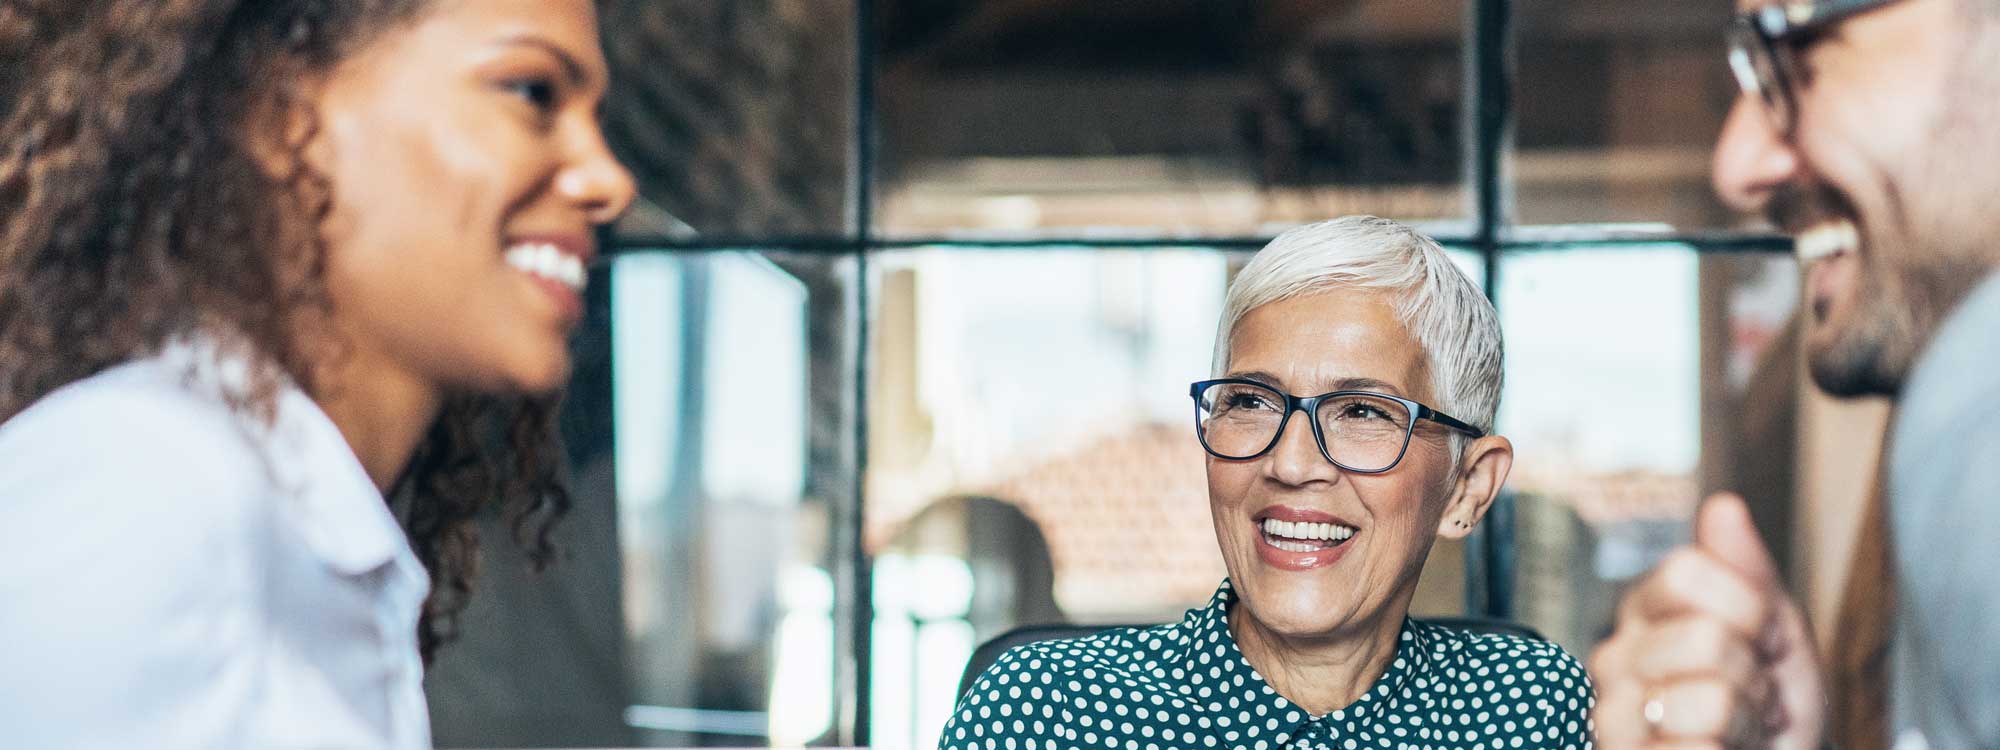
[941,580,1594,750]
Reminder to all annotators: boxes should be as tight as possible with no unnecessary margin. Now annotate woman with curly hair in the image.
[0,0,634,746]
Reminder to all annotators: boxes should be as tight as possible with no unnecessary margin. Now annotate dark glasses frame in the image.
[1727,0,1908,134]
[1189,378,1486,474]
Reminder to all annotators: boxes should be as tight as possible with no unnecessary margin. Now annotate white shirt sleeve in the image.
[0,379,273,749]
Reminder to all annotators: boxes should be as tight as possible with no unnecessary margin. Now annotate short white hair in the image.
[1212,216,1503,438]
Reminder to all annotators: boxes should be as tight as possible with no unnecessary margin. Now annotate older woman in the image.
[941,217,1591,750]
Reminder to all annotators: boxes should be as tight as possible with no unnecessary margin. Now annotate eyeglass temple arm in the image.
[1419,406,1487,438]
[1815,0,1901,22]
[1759,0,1899,34]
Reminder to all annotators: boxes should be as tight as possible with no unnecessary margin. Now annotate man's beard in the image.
[1806,284,1915,397]
[1793,208,1991,398]
[1770,182,1927,398]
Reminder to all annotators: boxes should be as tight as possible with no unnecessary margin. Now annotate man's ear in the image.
[1437,435,1513,540]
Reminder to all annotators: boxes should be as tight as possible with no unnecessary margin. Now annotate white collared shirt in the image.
[0,342,432,749]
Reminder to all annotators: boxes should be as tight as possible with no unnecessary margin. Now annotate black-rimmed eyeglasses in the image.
[1727,0,1908,135]
[1189,379,1485,474]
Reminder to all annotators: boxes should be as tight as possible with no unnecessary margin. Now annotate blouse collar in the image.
[1185,579,1435,729]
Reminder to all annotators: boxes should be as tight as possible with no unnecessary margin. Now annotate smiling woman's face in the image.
[309,0,636,396]
[1207,289,1461,642]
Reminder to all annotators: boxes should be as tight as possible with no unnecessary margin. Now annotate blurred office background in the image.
[421,1,1891,747]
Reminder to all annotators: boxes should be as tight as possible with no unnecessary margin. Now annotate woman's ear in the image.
[1437,434,1513,540]
[242,82,325,179]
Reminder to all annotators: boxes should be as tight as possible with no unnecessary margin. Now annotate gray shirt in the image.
[1888,270,2000,749]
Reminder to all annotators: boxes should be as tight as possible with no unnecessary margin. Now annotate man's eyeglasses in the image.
[1727,0,1907,135]
[1189,379,1485,474]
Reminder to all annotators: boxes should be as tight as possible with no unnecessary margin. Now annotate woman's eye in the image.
[1340,403,1389,420]
[504,78,559,111]
[1226,394,1275,411]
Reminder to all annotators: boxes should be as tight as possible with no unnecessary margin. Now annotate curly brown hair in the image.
[0,0,572,662]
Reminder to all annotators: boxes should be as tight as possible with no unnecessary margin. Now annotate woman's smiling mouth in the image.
[1259,517,1355,552]
[1253,506,1360,570]
[503,236,592,323]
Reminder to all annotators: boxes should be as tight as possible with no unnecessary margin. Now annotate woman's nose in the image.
[1265,411,1339,486]
[562,131,638,226]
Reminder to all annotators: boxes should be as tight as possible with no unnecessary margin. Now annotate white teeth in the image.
[504,246,532,271]
[1794,220,1859,264]
[535,245,560,277]
[1268,539,1319,553]
[1259,518,1357,543]
[505,243,587,293]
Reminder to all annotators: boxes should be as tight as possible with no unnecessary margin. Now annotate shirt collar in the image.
[1896,269,2000,448]
[1185,579,1435,729]
[157,335,405,576]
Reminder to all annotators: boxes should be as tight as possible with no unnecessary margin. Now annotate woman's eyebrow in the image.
[1225,370,1284,388]
[496,35,596,88]
[1327,376,1405,396]
[1223,372,1406,396]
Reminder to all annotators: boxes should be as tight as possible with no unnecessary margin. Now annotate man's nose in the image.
[1712,96,1802,215]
